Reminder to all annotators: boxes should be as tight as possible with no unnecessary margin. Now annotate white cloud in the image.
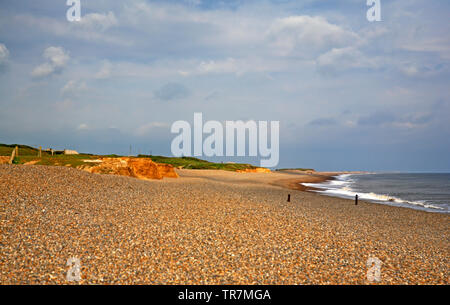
[400,65,420,77]
[44,46,69,67]
[61,80,87,96]
[78,12,118,31]
[180,57,295,77]
[198,58,240,74]
[31,63,54,77]
[0,43,9,64]
[77,123,89,131]
[31,46,70,78]
[316,47,378,74]
[95,60,113,79]
[396,61,449,78]
[55,99,74,111]
[400,38,450,61]
[119,0,264,50]
[14,14,129,46]
[266,16,360,57]
[385,86,414,98]
[135,122,169,136]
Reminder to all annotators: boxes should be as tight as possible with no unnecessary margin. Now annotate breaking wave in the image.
[302,174,445,212]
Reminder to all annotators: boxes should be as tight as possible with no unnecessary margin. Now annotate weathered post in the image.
[8,147,16,164]
[355,194,358,205]
[39,146,42,158]
[287,194,291,202]
[15,146,18,157]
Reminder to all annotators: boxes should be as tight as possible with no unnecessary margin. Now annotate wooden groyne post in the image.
[8,146,18,164]
[287,194,291,202]
[355,194,358,205]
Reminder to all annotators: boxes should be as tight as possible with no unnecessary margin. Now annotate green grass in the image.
[137,155,257,171]
[13,154,99,168]
[1,143,96,168]
[1,143,260,171]
[0,143,49,156]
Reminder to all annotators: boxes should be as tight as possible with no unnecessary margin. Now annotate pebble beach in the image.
[0,164,448,284]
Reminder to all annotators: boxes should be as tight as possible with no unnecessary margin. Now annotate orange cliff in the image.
[236,167,272,173]
[85,157,178,180]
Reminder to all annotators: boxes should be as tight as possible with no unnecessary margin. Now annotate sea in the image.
[302,173,450,214]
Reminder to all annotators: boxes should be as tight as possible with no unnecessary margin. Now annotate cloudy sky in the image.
[0,0,449,171]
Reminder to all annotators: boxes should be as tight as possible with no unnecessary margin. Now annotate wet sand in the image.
[0,165,448,284]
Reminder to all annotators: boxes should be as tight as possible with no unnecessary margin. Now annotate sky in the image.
[0,0,449,171]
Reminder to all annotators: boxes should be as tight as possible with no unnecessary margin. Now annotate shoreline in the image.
[270,171,339,192]
[275,171,449,214]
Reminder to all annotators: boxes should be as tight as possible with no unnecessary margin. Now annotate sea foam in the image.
[302,174,445,211]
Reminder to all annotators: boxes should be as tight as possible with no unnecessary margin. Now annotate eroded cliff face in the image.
[85,157,178,180]
[153,163,179,178]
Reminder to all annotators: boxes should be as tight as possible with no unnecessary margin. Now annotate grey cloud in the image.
[357,112,434,128]
[31,46,70,78]
[154,82,190,101]
[404,113,433,125]
[204,91,220,101]
[357,112,396,126]
[308,117,338,126]
[0,43,9,65]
